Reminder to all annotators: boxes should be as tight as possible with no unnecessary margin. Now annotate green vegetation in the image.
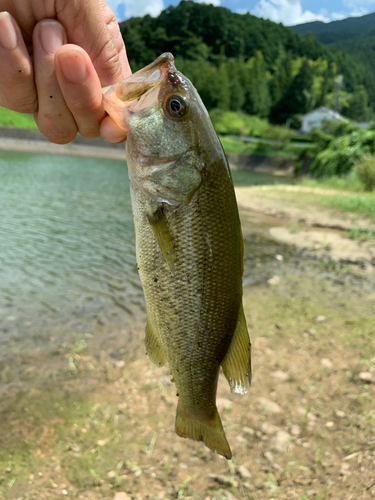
[305,121,375,191]
[0,107,37,129]
[291,12,375,45]
[355,154,375,191]
[320,192,375,222]
[121,1,375,122]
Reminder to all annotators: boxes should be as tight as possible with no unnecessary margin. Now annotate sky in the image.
[106,0,375,26]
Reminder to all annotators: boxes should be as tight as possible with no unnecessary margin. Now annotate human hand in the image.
[0,0,130,144]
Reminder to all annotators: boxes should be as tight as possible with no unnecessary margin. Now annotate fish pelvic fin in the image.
[221,303,252,395]
[145,318,166,368]
[175,400,232,459]
[147,207,175,273]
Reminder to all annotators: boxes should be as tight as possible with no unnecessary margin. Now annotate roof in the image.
[301,106,348,121]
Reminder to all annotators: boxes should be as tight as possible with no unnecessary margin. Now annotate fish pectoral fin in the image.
[221,304,252,394]
[175,400,232,459]
[145,318,166,368]
[147,206,176,273]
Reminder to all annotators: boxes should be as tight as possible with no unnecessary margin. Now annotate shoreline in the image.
[0,126,126,160]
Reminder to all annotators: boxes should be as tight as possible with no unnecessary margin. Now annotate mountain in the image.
[120,1,336,68]
[291,11,375,44]
[291,11,375,89]
[118,2,375,121]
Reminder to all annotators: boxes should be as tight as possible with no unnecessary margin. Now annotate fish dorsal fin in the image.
[221,304,251,394]
[147,206,175,273]
[145,318,166,368]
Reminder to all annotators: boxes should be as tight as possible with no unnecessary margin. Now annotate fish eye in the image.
[165,95,188,119]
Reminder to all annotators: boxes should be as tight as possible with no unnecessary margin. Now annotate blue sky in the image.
[106,0,375,25]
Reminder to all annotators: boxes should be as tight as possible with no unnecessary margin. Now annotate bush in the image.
[355,154,375,191]
[209,109,269,137]
[209,109,295,143]
[309,127,375,178]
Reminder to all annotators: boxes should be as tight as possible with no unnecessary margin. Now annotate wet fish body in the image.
[103,53,251,458]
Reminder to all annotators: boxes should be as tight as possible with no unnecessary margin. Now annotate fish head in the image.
[103,53,215,205]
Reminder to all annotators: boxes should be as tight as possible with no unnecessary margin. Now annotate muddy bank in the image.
[236,185,375,268]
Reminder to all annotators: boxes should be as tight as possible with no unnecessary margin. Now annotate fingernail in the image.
[39,20,64,56]
[0,12,17,50]
[59,50,88,84]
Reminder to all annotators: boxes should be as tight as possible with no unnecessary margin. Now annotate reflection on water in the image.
[0,152,291,370]
[0,151,143,363]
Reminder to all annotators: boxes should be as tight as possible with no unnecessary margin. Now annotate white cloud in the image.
[342,0,375,16]
[195,0,221,5]
[106,0,164,20]
[330,11,350,20]
[250,0,331,26]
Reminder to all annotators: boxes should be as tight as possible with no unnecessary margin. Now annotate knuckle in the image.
[71,92,100,112]
[94,39,122,81]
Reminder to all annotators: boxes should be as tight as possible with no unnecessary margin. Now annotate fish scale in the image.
[103,52,252,458]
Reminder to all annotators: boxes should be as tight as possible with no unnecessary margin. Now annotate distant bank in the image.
[0,127,126,160]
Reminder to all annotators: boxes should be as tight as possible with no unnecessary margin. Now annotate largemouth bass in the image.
[103,53,251,459]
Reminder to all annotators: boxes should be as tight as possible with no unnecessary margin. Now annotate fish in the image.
[102,53,251,459]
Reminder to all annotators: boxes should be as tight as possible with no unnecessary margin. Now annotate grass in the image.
[320,193,375,222]
[0,107,37,129]
[243,183,375,223]
[300,173,364,192]
[220,134,317,161]
[348,227,375,241]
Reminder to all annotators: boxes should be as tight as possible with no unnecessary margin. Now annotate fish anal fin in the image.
[175,400,232,459]
[221,304,251,394]
[147,207,175,273]
[145,318,166,368]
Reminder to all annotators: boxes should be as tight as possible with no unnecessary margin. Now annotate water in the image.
[0,151,291,377]
[0,151,144,364]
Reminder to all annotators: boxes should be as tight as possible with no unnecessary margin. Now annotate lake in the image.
[0,151,290,392]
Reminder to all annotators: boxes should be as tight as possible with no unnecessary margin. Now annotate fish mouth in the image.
[114,53,175,102]
[102,53,182,131]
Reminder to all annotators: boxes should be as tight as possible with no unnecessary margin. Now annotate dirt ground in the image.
[236,185,375,268]
[1,185,375,500]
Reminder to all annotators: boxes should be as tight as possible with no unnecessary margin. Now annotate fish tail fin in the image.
[175,400,232,459]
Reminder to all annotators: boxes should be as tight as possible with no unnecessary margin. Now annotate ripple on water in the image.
[0,152,144,362]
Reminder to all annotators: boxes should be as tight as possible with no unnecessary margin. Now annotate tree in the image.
[272,58,314,123]
[243,52,271,118]
[344,85,370,121]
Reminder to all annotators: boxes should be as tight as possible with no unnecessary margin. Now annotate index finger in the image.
[56,0,130,86]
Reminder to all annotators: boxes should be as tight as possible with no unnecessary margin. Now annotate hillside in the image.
[119,1,375,123]
[291,11,375,44]
[329,29,375,73]
[121,1,338,68]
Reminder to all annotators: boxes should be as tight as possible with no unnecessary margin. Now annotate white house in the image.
[300,106,348,134]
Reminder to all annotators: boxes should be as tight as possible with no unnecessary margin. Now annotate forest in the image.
[120,1,375,126]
